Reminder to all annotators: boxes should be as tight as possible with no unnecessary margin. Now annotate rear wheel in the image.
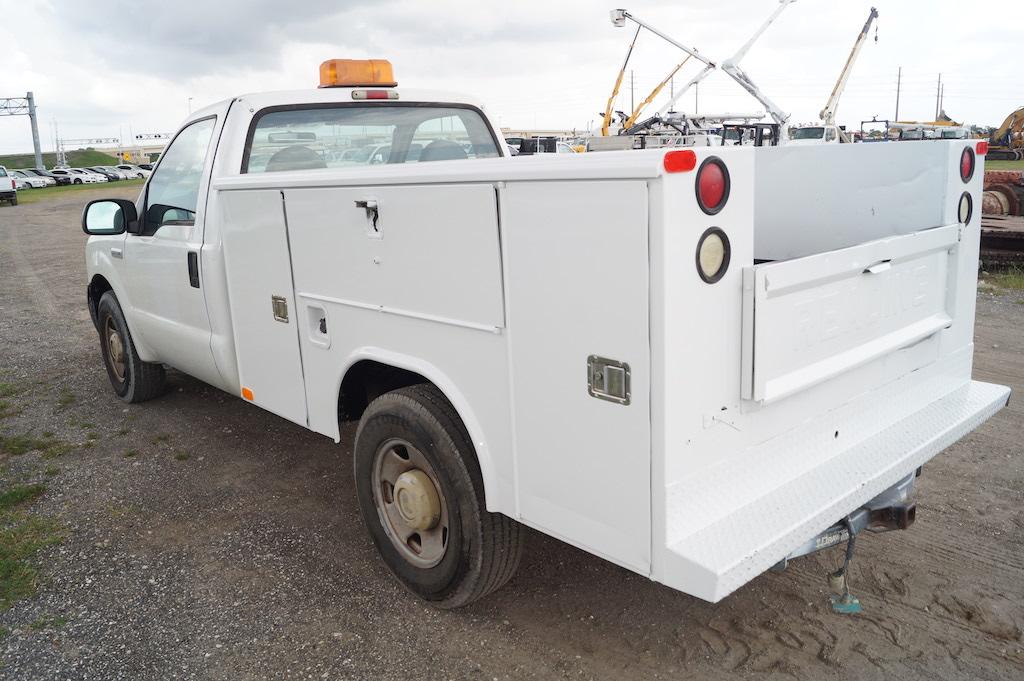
[10,195,16,206]
[354,384,522,608]
[96,291,165,402]
[74,178,82,184]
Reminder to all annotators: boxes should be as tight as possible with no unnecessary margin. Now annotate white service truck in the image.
[82,60,1009,609]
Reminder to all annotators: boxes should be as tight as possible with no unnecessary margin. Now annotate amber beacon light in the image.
[319,59,398,88]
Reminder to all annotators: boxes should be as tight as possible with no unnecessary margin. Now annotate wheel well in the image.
[338,360,429,423]
[87,274,113,329]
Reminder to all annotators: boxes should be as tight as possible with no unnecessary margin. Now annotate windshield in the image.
[244,104,500,173]
[789,127,825,140]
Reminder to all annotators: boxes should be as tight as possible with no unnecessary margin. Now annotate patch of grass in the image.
[0,384,18,399]
[13,179,146,206]
[0,434,52,457]
[0,625,8,639]
[77,422,95,430]
[982,266,1024,290]
[115,426,129,437]
[150,433,170,445]
[43,466,59,478]
[40,443,72,459]
[0,484,45,511]
[0,148,119,169]
[28,614,66,631]
[56,390,75,409]
[86,431,98,441]
[123,449,141,459]
[984,159,1024,171]
[174,452,190,461]
[106,504,135,519]
[0,483,63,611]
[41,431,55,439]
[0,400,17,419]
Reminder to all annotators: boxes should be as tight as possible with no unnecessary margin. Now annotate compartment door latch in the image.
[587,355,631,405]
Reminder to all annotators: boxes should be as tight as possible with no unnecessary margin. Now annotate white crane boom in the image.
[819,7,878,125]
[608,2,796,133]
[717,0,797,128]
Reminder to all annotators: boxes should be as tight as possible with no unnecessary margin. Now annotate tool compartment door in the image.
[742,224,961,404]
[218,189,308,425]
[502,180,651,574]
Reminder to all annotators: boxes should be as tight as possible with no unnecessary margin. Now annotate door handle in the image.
[187,251,200,288]
[110,247,123,259]
[354,199,380,234]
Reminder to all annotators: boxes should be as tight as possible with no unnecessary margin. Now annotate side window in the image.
[144,117,216,230]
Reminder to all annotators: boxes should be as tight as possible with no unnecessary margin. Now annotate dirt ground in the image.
[0,186,1021,680]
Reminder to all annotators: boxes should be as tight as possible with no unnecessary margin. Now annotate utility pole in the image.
[934,73,942,120]
[0,92,44,169]
[894,67,901,121]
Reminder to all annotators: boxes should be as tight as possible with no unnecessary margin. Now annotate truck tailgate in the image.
[742,224,962,404]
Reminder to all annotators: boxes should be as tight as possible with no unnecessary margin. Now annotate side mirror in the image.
[82,199,138,235]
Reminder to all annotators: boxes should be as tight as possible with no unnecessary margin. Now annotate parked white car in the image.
[116,164,151,178]
[52,168,107,184]
[10,169,50,188]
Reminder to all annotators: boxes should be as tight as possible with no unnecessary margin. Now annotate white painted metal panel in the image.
[743,224,960,404]
[502,180,651,574]
[218,189,308,425]
[281,184,503,329]
[753,142,950,260]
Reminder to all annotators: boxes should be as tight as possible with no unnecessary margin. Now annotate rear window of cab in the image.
[242,104,501,173]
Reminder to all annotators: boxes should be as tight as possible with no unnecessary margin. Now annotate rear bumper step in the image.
[660,380,1010,602]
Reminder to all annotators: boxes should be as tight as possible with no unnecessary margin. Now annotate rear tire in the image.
[10,195,16,206]
[96,291,165,403]
[354,384,522,608]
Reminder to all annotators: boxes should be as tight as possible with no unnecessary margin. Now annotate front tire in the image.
[96,292,165,402]
[354,384,522,608]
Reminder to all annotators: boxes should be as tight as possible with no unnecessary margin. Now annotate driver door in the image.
[123,114,223,387]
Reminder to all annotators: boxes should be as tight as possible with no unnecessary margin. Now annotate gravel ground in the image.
[0,186,1022,680]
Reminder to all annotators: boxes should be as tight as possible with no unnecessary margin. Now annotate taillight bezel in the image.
[958,191,973,225]
[960,146,975,183]
[695,156,730,216]
[695,226,731,284]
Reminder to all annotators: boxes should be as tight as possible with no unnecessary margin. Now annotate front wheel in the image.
[96,292,165,402]
[354,384,522,608]
[74,178,82,185]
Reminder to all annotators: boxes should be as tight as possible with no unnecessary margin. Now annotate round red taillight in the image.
[696,157,730,215]
[960,147,975,183]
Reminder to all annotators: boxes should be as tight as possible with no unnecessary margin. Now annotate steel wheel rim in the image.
[104,317,127,383]
[371,437,449,568]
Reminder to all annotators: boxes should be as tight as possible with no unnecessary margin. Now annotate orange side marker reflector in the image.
[976,141,988,155]
[241,387,254,401]
[664,149,697,173]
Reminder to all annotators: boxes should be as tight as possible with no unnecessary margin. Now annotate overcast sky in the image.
[0,0,1018,154]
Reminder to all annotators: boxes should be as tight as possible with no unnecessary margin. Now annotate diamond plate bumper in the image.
[661,380,1010,602]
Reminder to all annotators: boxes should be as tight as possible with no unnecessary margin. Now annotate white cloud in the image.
[0,0,1017,154]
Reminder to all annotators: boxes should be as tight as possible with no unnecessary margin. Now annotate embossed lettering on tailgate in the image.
[741,224,962,404]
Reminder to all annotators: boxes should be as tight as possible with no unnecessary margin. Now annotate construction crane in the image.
[603,1,796,137]
[819,7,878,127]
[988,106,1024,160]
[789,7,877,145]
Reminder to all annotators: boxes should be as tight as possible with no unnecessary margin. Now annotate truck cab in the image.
[82,59,1007,609]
